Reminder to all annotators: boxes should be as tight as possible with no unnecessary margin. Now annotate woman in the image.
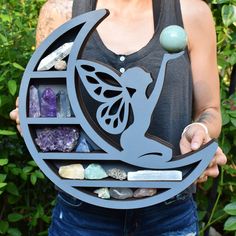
[10,0,227,235]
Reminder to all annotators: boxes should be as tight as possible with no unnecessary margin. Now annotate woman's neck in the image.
[96,0,152,18]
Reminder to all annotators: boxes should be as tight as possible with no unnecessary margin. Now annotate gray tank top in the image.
[72,0,193,156]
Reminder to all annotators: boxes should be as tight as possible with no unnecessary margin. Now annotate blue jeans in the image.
[48,192,198,236]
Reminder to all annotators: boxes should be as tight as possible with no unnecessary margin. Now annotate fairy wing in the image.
[76,59,131,134]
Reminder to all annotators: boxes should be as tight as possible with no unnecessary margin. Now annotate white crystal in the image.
[54,60,67,70]
[58,164,84,179]
[127,170,182,181]
[94,188,110,199]
[37,42,73,71]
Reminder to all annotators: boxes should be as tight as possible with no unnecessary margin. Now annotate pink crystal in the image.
[133,188,157,198]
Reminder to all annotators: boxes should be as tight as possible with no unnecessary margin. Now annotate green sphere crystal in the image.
[160,25,187,53]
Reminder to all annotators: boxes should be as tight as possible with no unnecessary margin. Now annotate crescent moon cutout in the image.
[19,9,218,209]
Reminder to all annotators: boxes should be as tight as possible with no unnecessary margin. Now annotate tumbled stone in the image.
[84,164,108,179]
[40,88,57,117]
[107,168,127,180]
[127,170,182,181]
[133,188,157,198]
[54,60,67,70]
[37,42,73,71]
[35,126,79,152]
[160,25,187,53]
[76,135,93,153]
[29,85,40,117]
[109,188,133,200]
[58,164,84,179]
[56,90,71,118]
[94,188,110,199]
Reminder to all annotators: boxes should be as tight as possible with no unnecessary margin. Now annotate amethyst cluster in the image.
[35,127,79,152]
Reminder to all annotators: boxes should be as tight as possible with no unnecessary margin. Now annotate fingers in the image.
[214,147,227,166]
[180,124,227,183]
[190,129,207,150]
[189,125,211,150]
[179,137,192,155]
[9,97,22,135]
[17,124,22,135]
[197,173,208,183]
[197,165,219,183]
[197,147,227,183]
[181,123,210,151]
[15,97,19,107]
[180,123,209,154]
[10,108,18,121]
[205,164,219,178]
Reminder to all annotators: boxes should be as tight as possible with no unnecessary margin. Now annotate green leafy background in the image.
[0,0,235,235]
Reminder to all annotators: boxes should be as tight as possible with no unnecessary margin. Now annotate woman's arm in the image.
[36,0,73,47]
[180,0,227,181]
[10,0,73,132]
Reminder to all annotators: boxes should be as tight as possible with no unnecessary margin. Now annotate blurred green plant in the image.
[197,0,236,236]
[0,0,235,235]
[0,1,55,235]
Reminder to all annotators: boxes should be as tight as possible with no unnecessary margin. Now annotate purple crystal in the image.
[29,85,40,117]
[40,88,57,117]
[35,127,80,152]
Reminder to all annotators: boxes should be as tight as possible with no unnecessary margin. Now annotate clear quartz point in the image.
[127,170,182,181]
[56,90,71,118]
[37,42,73,71]
[29,85,40,117]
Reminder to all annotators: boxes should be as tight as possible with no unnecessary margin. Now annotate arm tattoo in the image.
[36,0,73,46]
[195,111,215,124]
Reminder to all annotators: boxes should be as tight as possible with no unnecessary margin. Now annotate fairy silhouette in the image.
[76,51,184,167]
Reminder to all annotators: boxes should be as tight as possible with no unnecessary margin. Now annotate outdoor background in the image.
[0,0,235,235]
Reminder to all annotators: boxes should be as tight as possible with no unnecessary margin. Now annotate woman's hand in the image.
[9,97,22,135]
[180,123,227,183]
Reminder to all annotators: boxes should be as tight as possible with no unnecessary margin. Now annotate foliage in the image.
[0,0,235,235]
[197,0,236,235]
[0,1,55,235]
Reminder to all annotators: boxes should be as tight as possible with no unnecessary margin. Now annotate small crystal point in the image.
[107,168,127,180]
[109,188,133,200]
[127,170,182,181]
[84,164,108,180]
[56,90,71,118]
[133,188,157,198]
[37,42,73,71]
[76,135,92,153]
[94,188,110,199]
[58,164,84,179]
[29,85,40,117]
[40,88,57,117]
